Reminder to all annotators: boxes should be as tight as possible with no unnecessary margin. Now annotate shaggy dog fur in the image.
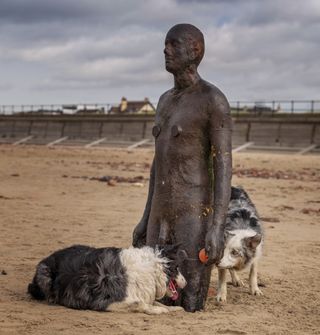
[216,186,264,302]
[28,244,186,314]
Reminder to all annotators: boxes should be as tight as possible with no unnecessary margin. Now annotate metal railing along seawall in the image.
[0,100,320,116]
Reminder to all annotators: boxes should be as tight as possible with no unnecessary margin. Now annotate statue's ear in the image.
[189,40,201,61]
[244,234,262,250]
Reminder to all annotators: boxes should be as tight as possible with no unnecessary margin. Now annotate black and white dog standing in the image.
[28,244,186,314]
[216,186,264,302]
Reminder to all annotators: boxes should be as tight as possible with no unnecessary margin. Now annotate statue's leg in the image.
[180,260,212,312]
[146,215,161,247]
[146,212,172,247]
[175,214,212,312]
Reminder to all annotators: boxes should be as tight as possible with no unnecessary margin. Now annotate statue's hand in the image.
[132,221,147,248]
[205,225,225,266]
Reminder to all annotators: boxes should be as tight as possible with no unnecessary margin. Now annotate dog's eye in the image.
[231,249,240,257]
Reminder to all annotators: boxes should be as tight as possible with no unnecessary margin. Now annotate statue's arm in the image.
[132,158,155,247]
[205,92,232,265]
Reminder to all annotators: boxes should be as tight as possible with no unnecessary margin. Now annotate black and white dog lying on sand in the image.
[28,244,186,314]
[216,186,264,302]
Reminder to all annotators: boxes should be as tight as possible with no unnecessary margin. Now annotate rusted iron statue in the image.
[133,23,232,312]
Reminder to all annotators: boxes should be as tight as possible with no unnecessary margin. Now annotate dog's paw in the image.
[231,279,245,287]
[250,287,263,296]
[146,306,170,315]
[153,302,184,312]
[216,293,227,303]
[167,306,184,312]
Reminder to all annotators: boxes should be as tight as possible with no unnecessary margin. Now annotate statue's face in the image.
[164,31,191,74]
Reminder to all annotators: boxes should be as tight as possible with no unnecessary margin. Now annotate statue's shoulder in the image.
[159,88,173,101]
[200,80,228,104]
[156,89,174,110]
[200,79,230,116]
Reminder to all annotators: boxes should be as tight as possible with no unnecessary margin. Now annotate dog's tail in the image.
[28,262,52,301]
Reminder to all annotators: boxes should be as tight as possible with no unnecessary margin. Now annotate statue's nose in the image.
[164,43,171,56]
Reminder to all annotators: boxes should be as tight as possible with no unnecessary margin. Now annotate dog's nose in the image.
[217,260,225,268]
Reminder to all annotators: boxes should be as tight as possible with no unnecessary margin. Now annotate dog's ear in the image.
[171,243,182,253]
[230,186,243,200]
[177,249,188,263]
[244,233,262,250]
[249,217,259,227]
[224,231,235,240]
[159,243,181,258]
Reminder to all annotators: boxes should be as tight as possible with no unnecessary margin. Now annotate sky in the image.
[0,0,319,105]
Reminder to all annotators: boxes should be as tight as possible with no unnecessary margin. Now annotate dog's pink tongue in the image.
[171,290,179,301]
[169,280,179,301]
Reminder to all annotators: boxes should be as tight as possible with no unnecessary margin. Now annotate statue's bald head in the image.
[166,23,205,66]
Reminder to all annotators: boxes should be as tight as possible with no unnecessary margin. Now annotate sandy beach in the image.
[0,145,319,335]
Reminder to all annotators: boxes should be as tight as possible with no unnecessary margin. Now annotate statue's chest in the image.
[154,98,208,141]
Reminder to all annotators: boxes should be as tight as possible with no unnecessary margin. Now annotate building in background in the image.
[109,97,155,114]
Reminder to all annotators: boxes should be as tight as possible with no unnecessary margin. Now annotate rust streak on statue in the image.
[132,23,232,312]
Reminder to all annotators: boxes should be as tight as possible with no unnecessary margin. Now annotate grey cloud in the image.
[0,0,111,23]
[0,0,319,104]
[0,0,183,27]
[0,82,13,91]
[235,1,320,26]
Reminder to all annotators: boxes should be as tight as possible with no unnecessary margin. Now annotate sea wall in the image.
[0,114,319,147]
